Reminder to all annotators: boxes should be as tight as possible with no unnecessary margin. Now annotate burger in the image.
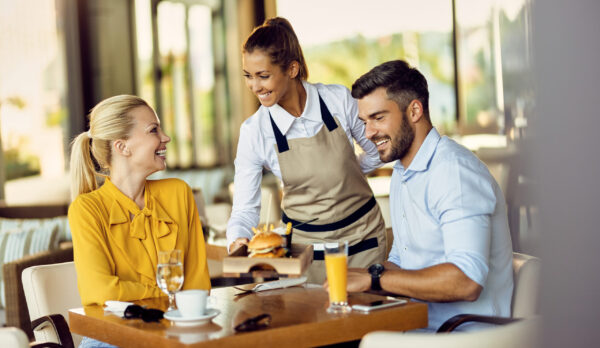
[247,232,286,258]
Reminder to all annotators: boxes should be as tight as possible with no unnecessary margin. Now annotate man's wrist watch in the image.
[368,263,385,291]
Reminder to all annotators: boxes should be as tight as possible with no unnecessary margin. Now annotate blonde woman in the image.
[69,95,210,347]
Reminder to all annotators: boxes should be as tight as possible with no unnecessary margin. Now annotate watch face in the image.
[369,263,384,276]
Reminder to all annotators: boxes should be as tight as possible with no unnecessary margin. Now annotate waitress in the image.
[227,17,386,283]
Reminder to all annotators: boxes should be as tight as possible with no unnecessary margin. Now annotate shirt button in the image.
[402,212,406,218]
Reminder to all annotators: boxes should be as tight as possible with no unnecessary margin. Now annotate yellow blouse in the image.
[69,178,210,305]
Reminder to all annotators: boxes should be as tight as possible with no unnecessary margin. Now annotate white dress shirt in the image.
[226,81,382,246]
[388,128,514,331]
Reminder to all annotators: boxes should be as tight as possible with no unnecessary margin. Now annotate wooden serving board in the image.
[222,243,313,277]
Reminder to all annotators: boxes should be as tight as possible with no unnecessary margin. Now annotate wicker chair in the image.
[0,204,71,339]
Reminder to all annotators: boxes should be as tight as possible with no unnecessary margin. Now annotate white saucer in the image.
[164,308,220,326]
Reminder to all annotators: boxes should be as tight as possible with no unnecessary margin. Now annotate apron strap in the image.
[283,196,377,232]
[318,95,338,131]
[313,237,379,260]
[269,114,289,152]
[268,93,337,154]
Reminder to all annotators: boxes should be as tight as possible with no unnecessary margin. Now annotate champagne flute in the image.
[157,249,184,311]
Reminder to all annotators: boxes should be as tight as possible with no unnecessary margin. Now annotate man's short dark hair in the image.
[351,60,430,121]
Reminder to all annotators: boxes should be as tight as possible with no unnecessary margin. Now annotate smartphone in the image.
[351,298,407,313]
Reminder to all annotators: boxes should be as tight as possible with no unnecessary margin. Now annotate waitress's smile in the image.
[242,49,297,109]
[257,91,272,102]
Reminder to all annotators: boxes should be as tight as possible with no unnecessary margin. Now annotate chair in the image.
[22,261,80,347]
[438,252,541,331]
[0,327,29,348]
[360,316,541,348]
[3,246,73,339]
[0,325,71,348]
[358,252,541,347]
[0,203,71,338]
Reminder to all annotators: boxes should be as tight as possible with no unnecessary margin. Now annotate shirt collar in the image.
[394,127,441,173]
[267,81,321,135]
[103,178,174,227]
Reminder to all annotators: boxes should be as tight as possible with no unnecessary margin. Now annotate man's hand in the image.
[323,268,371,293]
[346,268,372,292]
[228,237,249,254]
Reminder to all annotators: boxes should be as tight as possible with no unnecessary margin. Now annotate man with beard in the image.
[339,60,513,331]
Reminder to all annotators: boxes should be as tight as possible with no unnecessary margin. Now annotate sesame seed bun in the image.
[248,232,284,250]
[247,232,285,258]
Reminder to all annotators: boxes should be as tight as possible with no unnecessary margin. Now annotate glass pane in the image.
[158,1,193,168]
[455,0,502,134]
[189,5,217,166]
[498,0,533,142]
[277,0,456,134]
[134,0,156,109]
[0,0,69,181]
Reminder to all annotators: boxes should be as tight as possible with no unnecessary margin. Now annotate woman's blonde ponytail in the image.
[69,132,98,200]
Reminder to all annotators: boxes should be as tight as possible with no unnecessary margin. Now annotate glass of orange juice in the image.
[324,241,351,313]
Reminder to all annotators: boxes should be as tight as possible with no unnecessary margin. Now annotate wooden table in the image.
[69,285,427,347]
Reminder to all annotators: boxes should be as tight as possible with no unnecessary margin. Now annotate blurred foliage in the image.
[46,107,67,127]
[4,147,40,180]
[0,96,40,180]
[303,32,457,134]
[0,96,26,109]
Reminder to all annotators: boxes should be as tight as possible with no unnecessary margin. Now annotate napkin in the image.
[251,276,307,292]
[104,300,134,316]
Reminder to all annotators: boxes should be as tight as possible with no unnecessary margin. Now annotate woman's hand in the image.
[229,237,249,254]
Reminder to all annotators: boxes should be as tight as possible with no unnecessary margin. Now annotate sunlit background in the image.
[0,0,532,182]
[2,0,600,346]
[1,1,600,346]
[0,0,536,261]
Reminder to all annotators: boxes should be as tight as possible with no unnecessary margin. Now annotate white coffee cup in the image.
[175,289,208,317]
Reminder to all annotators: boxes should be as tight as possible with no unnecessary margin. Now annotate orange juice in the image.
[325,253,348,303]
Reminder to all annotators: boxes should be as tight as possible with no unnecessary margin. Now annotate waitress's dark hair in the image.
[243,17,308,80]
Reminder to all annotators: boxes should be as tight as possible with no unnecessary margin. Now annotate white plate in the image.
[164,308,220,326]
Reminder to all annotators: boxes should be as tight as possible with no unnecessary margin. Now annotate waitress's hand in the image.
[229,238,249,255]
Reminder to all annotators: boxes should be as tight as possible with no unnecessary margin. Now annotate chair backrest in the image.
[511,252,541,318]
[22,261,82,346]
[0,327,29,348]
[359,316,541,348]
[3,245,73,339]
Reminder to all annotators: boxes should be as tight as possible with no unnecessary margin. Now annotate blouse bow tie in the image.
[129,207,153,240]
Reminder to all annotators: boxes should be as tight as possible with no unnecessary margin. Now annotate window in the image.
[0,0,70,184]
[455,0,532,138]
[277,0,457,134]
[134,0,228,168]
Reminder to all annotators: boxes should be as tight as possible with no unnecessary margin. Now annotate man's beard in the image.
[380,113,415,163]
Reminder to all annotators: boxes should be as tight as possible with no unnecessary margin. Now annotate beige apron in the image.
[270,94,386,284]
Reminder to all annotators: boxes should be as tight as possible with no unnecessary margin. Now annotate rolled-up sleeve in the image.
[429,158,497,286]
[226,121,264,247]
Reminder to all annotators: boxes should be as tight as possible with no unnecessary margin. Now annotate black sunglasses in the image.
[123,304,164,323]
[234,313,272,332]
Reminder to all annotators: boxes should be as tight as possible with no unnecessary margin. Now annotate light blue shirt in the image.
[388,128,513,331]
